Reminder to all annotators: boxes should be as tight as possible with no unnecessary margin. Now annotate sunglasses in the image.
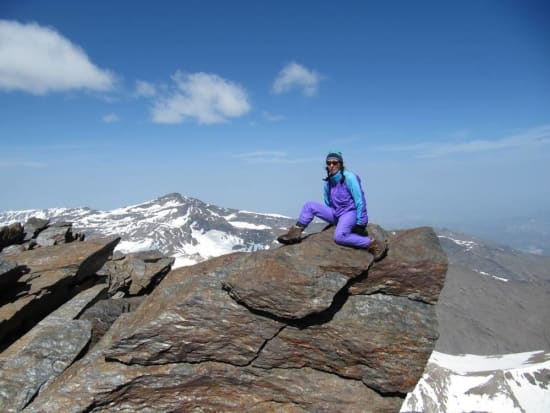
[326,160,340,166]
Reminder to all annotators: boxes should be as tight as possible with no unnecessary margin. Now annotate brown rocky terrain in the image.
[0,220,447,412]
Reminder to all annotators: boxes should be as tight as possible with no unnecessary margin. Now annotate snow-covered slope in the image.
[401,350,550,413]
[0,193,296,268]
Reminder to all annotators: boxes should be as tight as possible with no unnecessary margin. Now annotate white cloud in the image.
[0,20,115,95]
[151,71,250,124]
[135,80,156,97]
[377,125,550,158]
[272,62,322,96]
[102,113,120,123]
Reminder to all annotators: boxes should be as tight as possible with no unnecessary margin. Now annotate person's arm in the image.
[345,172,367,225]
[323,181,331,206]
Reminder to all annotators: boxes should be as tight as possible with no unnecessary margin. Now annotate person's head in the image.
[325,151,344,174]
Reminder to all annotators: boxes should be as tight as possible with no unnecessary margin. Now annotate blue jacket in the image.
[323,169,368,225]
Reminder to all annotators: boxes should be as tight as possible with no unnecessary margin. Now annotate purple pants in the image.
[297,201,372,248]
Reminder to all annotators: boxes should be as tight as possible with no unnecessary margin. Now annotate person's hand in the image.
[352,224,368,236]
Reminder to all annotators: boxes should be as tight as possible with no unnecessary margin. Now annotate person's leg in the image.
[296,201,337,227]
[278,201,336,244]
[333,211,371,248]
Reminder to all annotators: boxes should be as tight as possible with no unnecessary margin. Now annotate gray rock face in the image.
[433,228,550,355]
[0,237,120,347]
[78,296,145,348]
[35,222,76,247]
[22,217,49,242]
[106,253,285,366]
[435,264,550,354]
[0,284,107,413]
[24,315,404,413]
[0,222,24,250]
[0,219,85,253]
[24,225,446,412]
[0,219,190,411]
[97,250,175,296]
[253,294,438,394]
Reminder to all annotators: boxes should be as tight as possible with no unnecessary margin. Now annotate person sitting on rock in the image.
[277,151,387,261]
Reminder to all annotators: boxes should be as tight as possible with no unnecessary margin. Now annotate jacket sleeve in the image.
[345,171,367,225]
[323,182,331,206]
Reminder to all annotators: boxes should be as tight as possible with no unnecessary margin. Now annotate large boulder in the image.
[97,250,175,296]
[34,222,79,247]
[0,284,107,413]
[0,237,120,348]
[0,222,24,250]
[23,225,447,412]
[106,253,285,366]
[221,227,378,319]
[349,226,447,303]
[24,314,404,413]
[22,217,49,242]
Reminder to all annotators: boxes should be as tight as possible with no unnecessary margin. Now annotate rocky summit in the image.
[0,223,448,413]
[0,219,175,412]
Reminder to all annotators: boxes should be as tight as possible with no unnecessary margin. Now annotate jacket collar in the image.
[329,170,343,183]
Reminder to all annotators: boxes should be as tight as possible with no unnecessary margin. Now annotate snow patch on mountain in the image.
[438,234,478,251]
[116,239,159,253]
[474,269,509,282]
[239,210,290,219]
[188,228,244,257]
[228,221,272,230]
[401,350,550,413]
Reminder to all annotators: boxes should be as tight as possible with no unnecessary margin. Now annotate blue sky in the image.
[1,0,549,230]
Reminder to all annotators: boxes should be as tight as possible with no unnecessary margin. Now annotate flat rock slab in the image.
[253,294,439,394]
[2,236,120,280]
[0,284,107,413]
[106,253,285,366]
[35,224,68,247]
[0,237,119,345]
[223,228,374,319]
[25,315,403,413]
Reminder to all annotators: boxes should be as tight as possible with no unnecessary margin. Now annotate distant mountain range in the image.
[0,193,295,267]
[438,210,550,256]
[2,193,549,412]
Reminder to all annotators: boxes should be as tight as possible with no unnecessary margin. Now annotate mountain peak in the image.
[156,192,186,203]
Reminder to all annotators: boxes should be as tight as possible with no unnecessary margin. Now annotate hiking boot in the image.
[367,239,388,262]
[277,225,305,245]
